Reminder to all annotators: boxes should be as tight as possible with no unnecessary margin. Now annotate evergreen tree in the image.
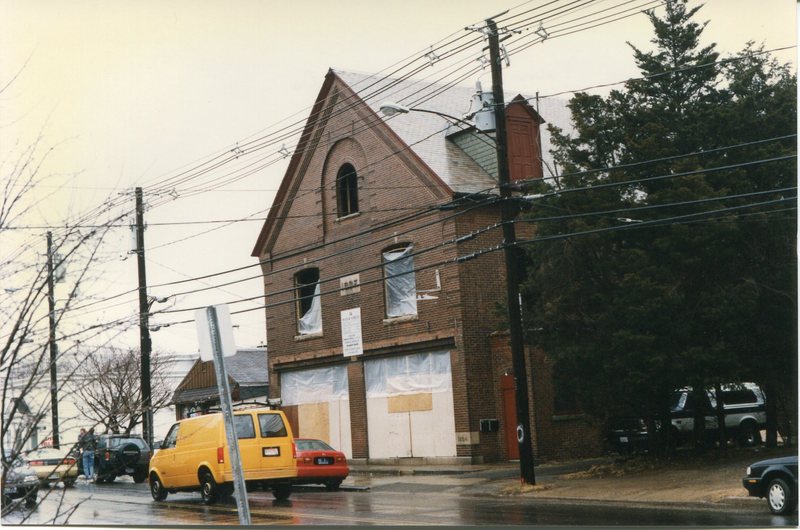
[520,0,796,450]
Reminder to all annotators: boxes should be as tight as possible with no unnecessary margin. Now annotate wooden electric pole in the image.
[135,187,153,447]
[487,16,536,485]
[46,231,60,449]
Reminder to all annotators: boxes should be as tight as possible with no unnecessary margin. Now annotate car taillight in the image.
[104,451,110,461]
[292,441,297,459]
[64,458,76,465]
[29,460,43,466]
[217,446,224,464]
[336,457,345,463]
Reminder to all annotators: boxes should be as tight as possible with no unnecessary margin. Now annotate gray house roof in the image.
[172,348,268,406]
[333,69,572,195]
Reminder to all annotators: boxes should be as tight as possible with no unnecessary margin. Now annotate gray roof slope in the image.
[333,69,572,194]
[224,348,268,385]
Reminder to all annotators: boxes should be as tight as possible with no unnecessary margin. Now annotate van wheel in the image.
[200,472,218,505]
[272,484,292,501]
[150,473,168,501]
[738,422,761,447]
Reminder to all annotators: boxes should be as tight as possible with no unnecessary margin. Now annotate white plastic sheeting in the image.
[383,246,417,318]
[280,365,352,457]
[297,282,322,335]
[281,364,349,405]
[365,350,456,458]
[365,350,452,397]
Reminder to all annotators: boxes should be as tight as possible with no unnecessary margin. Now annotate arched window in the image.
[336,163,359,217]
[295,268,321,335]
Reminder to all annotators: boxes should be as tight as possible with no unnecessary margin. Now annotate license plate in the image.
[315,457,333,465]
[262,447,280,457]
[619,436,629,443]
[125,468,134,474]
[6,486,17,494]
[48,473,60,480]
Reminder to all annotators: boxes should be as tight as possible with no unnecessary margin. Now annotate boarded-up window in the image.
[383,245,417,318]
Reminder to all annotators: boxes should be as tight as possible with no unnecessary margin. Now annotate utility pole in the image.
[487,16,536,485]
[135,187,153,447]
[46,232,60,449]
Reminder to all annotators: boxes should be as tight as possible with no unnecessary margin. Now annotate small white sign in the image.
[340,307,363,357]
[195,304,237,361]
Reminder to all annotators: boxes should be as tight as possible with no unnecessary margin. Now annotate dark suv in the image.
[92,434,151,484]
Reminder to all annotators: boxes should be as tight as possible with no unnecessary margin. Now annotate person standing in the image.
[79,428,96,480]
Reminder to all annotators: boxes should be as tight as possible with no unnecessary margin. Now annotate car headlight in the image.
[746,466,751,476]
[23,475,38,484]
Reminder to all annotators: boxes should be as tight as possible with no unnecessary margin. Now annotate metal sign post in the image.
[199,305,250,525]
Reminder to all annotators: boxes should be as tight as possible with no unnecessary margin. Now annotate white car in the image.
[24,448,79,487]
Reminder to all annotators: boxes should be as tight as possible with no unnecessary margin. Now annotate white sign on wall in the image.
[340,307,363,357]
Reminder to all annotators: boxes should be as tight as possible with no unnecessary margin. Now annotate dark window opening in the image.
[295,268,321,334]
[336,163,359,217]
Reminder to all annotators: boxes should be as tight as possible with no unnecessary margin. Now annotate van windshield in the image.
[258,413,288,438]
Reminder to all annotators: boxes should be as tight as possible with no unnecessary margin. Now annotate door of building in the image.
[501,374,519,460]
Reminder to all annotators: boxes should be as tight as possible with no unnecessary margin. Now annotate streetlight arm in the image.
[379,101,477,130]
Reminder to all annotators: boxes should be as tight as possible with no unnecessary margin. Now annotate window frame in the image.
[382,243,418,319]
[295,268,322,335]
[335,163,359,217]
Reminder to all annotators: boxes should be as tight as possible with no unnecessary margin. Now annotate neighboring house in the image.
[251,69,602,463]
[171,348,269,420]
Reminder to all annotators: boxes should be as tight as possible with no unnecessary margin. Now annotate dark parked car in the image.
[2,455,39,509]
[89,434,152,484]
[742,455,798,515]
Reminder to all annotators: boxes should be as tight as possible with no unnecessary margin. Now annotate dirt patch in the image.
[519,447,796,504]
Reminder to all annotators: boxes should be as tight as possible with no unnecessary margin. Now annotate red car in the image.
[294,438,349,491]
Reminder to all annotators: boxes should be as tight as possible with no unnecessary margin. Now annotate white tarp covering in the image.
[365,350,451,397]
[281,364,349,405]
[383,246,417,318]
[364,350,456,458]
[297,282,322,335]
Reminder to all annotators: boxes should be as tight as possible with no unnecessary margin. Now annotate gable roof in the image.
[172,348,268,405]
[252,69,571,257]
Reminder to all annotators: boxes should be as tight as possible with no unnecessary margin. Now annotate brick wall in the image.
[489,332,604,463]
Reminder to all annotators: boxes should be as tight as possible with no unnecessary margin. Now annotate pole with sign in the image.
[195,304,250,524]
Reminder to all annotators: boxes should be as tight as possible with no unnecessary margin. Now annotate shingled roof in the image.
[332,69,572,193]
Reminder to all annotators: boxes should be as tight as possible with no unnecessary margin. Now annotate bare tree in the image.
[67,346,173,435]
[1,64,136,519]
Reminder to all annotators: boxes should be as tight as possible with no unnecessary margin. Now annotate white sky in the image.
[1,0,796,356]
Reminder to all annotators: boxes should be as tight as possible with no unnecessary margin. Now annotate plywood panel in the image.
[298,402,330,442]
[367,397,411,458]
[387,393,433,413]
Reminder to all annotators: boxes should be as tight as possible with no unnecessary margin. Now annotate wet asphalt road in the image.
[3,474,797,527]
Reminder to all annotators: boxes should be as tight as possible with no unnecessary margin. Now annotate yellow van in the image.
[148,407,296,504]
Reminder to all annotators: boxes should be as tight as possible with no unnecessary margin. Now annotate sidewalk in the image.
[346,446,797,511]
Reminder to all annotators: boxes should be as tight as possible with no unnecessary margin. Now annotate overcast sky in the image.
[1,0,796,356]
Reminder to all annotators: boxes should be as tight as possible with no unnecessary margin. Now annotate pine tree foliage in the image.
[520,0,796,443]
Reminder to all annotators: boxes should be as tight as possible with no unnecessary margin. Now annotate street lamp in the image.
[379,101,482,131]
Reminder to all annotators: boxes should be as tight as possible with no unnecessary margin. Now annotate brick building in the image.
[251,69,603,463]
